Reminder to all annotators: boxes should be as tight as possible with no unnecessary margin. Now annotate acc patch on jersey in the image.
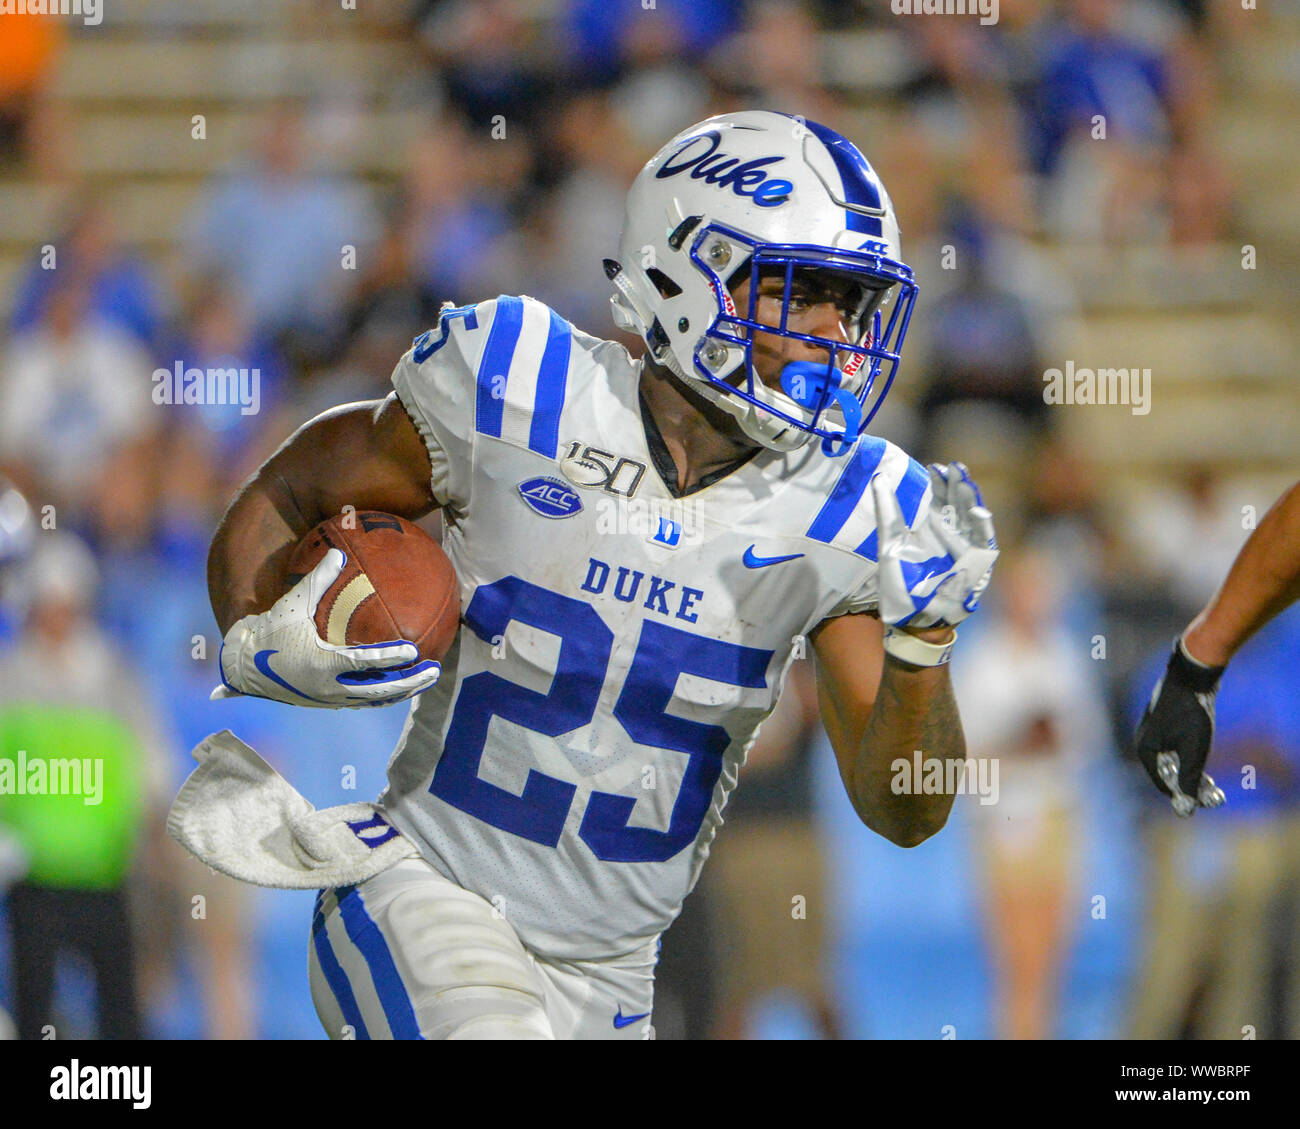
[518,476,583,519]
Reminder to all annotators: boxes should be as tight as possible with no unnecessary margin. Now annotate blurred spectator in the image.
[915,203,1054,457]
[0,533,170,1039]
[412,0,555,132]
[1026,0,1227,243]
[1118,465,1250,614]
[399,116,523,306]
[183,102,378,351]
[954,546,1110,1040]
[704,658,841,1039]
[340,211,441,357]
[157,276,292,491]
[11,198,164,350]
[1019,436,1174,753]
[0,11,65,174]
[561,0,742,89]
[520,93,643,331]
[0,275,158,528]
[304,225,434,419]
[0,479,36,649]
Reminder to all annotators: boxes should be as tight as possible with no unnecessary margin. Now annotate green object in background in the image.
[0,704,147,889]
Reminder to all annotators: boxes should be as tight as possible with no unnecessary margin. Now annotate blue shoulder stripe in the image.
[475,296,525,438]
[895,458,930,526]
[528,308,573,458]
[853,459,931,560]
[806,435,888,544]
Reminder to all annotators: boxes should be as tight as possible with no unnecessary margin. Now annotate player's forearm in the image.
[849,656,965,847]
[207,399,437,635]
[208,408,358,633]
[1183,480,1300,667]
[208,464,315,635]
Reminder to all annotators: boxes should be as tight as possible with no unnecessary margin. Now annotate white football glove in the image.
[212,548,442,708]
[873,462,999,629]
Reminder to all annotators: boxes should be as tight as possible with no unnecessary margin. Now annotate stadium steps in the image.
[1214,12,1300,250]
[1048,243,1265,313]
[67,108,427,176]
[0,7,426,311]
[1059,383,1298,466]
[1056,309,1296,384]
[1042,7,1300,479]
[90,0,410,34]
[49,39,419,103]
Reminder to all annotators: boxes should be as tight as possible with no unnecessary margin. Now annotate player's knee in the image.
[424,984,554,1040]
[386,888,540,998]
[446,1011,554,1040]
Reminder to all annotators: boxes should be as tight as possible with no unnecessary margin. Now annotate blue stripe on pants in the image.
[312,891,370,1040]
[335,885,424,1041]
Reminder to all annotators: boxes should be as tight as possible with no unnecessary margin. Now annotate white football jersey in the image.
[380,294,936,960]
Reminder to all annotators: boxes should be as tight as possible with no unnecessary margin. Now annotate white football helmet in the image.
[607,110,918,455]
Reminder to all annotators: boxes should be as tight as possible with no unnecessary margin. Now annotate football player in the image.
[1133,479,1300,816]
[206,112,999,1039]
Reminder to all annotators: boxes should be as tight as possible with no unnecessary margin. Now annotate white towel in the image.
[166,729,419,889]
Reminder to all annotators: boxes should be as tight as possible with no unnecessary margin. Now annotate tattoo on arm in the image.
[850,657,966,842]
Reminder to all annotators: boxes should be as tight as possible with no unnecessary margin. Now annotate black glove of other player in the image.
[1132,637,1228,817]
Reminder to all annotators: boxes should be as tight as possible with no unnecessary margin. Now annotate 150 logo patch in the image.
[559,441,646,497]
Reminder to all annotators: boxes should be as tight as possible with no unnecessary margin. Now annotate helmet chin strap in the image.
[651,348,813,454]
[693,361,816,453]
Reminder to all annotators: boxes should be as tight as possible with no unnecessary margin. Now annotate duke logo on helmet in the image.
[654,131,795,208]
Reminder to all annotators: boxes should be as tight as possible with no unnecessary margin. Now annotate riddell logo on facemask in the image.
[654,131,795,208]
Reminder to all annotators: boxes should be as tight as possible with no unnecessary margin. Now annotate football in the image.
[286,511,460,664]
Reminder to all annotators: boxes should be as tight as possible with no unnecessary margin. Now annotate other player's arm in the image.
[207,394,442,707]
[1133,479,1300,813]
[810,613,964,847]
[1182,479,1300,667]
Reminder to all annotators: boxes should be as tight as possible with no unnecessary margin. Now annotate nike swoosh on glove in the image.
[1132,637,1227,817]
[872,461,999,629]
[212,548,442,708]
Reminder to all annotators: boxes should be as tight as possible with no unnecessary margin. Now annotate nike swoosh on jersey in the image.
[613,1007,650,1029]
[742,546,806,569]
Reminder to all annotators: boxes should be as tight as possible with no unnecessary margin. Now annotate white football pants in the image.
[307,856,657,1040]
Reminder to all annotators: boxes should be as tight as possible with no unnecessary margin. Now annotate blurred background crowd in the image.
[1,0,1298,1040]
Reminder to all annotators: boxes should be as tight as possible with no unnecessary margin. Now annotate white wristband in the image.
[883,625,957,667]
